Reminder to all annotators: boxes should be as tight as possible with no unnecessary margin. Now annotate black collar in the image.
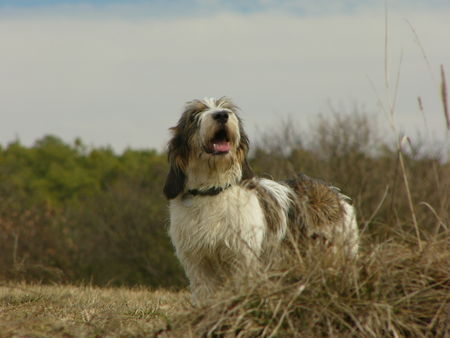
[188,184,232,197]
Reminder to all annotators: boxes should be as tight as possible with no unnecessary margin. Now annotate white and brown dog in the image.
[164,97,358,300]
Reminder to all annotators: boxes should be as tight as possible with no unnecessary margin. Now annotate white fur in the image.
[258,178,293,240]
[340,201,359,256]
[169,186,266,299]
[202,97,228,109]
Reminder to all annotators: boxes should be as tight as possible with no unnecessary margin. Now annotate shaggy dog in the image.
[163,97,359,300]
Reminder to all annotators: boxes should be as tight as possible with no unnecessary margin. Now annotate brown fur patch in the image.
[285,174,345,239]
[167,101,209,169]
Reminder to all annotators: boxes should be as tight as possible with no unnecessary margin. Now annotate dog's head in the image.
[163,97,254,199]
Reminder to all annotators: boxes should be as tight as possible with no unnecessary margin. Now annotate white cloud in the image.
[0,5,449,152]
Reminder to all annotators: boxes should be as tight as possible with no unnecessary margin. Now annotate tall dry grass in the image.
[172,229,448,337]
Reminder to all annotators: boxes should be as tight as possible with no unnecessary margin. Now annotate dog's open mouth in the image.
[207,129,231,155]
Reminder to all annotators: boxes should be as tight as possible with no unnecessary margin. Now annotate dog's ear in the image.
[163,124,189,200]
[237,121,255,180]
[163,162,186,199]
[241,158,254,180]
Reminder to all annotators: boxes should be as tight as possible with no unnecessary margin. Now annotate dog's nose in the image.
[213,111,229,124]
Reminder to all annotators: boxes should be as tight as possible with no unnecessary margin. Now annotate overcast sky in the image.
[1,0,449,153]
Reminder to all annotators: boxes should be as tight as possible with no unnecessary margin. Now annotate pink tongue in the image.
[213,141,231,153]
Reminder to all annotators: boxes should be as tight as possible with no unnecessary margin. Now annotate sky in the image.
[1,0,449,153]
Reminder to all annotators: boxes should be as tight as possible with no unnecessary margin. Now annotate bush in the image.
[0,137,186,287]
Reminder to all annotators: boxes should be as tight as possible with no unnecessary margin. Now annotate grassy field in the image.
[0,283,188,337]
[1,224,448,337]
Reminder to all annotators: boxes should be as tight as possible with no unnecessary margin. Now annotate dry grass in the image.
[1,229,448,337]
[168,227,449,337]
[0,283,189,337]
